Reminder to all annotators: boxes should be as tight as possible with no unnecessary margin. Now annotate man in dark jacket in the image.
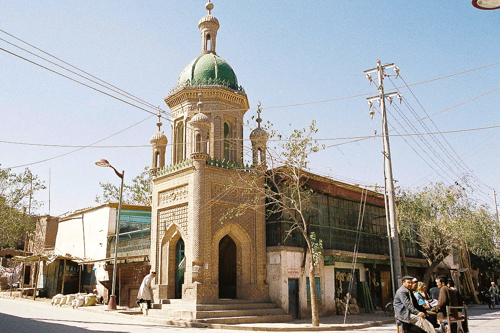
[431,276,458,320]
[394,276,435,333]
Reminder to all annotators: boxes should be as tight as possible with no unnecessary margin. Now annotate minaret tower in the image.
[199,0,218,55]
[150,113,168,176]
[250,105,269,167]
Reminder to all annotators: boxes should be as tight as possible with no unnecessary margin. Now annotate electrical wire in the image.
[0,37,169,117]
[397,75,494,192]
[6,115,155,169]
[2,124,499,148]
[0,29,169,116]
[0,47,171,122]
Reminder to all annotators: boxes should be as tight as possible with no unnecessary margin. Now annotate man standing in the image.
[394,275,435,333]
[489,281,499,306]
[137,271,156,314]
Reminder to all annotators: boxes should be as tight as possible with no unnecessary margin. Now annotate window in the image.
[224,122,231,161]
[175,123,184,163]
[196,133,202,153]
[306,277,322,306]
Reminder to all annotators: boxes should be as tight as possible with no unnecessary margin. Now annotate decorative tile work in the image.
[156,204,189,272]
[158,185,189,206]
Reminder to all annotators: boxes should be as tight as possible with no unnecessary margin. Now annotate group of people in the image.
[394,275,466,333]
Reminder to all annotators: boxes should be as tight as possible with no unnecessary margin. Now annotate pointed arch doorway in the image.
[219,235,237,299]
[175,238,185,299]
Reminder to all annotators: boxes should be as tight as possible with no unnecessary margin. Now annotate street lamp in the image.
[472,0,500,10]
[95,158,124,310]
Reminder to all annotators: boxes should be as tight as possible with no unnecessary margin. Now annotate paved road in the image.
[0,298,222,333]
[1,297,499,332]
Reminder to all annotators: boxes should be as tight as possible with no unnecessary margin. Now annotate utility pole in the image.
[364,60,402,289]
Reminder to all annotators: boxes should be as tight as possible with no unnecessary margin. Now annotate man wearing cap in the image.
[137,271,157,314]
[394,275,435,333]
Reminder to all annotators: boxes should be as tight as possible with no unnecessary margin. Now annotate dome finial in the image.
[256,101,263,128]
[156,107,163,131]
[205,1,214,15]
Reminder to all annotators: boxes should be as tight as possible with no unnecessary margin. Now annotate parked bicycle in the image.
[384,301,394,317]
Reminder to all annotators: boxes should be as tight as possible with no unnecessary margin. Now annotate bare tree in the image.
[222,120,324,326]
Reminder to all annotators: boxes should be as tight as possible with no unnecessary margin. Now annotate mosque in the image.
[147,1,423,321]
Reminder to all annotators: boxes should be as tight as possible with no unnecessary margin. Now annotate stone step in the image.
[196,314,293,324]
[195,307,285,319]
[195,302,279,311]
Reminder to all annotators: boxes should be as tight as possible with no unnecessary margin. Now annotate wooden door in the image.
[380,271,391,305]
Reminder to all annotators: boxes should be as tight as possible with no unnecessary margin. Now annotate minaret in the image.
[250,105,268,167]
[199,1,219,55]
[150,113,168,176]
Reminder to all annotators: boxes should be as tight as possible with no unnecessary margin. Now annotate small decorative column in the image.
[250,106,268,168]
[189,94,211,283]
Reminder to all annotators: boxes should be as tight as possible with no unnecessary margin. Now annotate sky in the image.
[1,1,499,216]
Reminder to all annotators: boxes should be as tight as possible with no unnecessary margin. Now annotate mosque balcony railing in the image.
[155,158,193,178]
[205,156,254,173]
[168,78,245,96]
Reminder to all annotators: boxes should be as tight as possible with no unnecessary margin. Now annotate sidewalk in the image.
[0,291,393,331]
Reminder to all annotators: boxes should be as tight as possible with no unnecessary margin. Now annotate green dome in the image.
[177,53,238,90]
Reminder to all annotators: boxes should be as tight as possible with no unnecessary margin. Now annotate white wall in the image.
[54,206,113,260]
[267,248,370,317]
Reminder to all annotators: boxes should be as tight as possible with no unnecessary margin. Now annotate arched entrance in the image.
[175,238,185,299]
[219,235,237,299]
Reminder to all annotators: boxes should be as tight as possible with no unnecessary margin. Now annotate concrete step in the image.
[196,302,279,311]
[195,307,285,319]
[196,314,293,324]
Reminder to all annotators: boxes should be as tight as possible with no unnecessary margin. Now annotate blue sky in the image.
[1,1,499,215]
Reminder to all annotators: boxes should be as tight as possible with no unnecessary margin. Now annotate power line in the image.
[0,37,169,116]
[0,47,171,122]
[6,115,155,169]
[3,123,500,148]
[0,29,170,116]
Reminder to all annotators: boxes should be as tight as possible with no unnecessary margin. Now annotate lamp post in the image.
[472,0,500,10]
[95,158,124,310]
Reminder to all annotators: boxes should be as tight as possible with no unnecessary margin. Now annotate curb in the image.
[0,294,394,331]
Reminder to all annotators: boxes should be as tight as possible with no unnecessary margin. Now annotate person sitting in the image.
[394,275,435,333]
[447,279,463,306]
[429,284,440,303]
[412,279,438,328]
[430,276,458,321]
[414,282,430,309]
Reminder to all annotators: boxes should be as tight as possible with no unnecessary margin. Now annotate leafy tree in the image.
[222,120,324,326]
[397,182,500,289]
[0,165,45,249]
[95,166,152,206]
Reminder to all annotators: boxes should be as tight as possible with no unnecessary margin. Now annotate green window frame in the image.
[306,277,322,306]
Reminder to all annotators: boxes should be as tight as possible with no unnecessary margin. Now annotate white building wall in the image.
[54,206,113,260]
[267,248,371,317]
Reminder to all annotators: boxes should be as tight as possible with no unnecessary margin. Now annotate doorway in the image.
[219,235,237,299]
[288,279,299,318]
[175,238,185,299]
